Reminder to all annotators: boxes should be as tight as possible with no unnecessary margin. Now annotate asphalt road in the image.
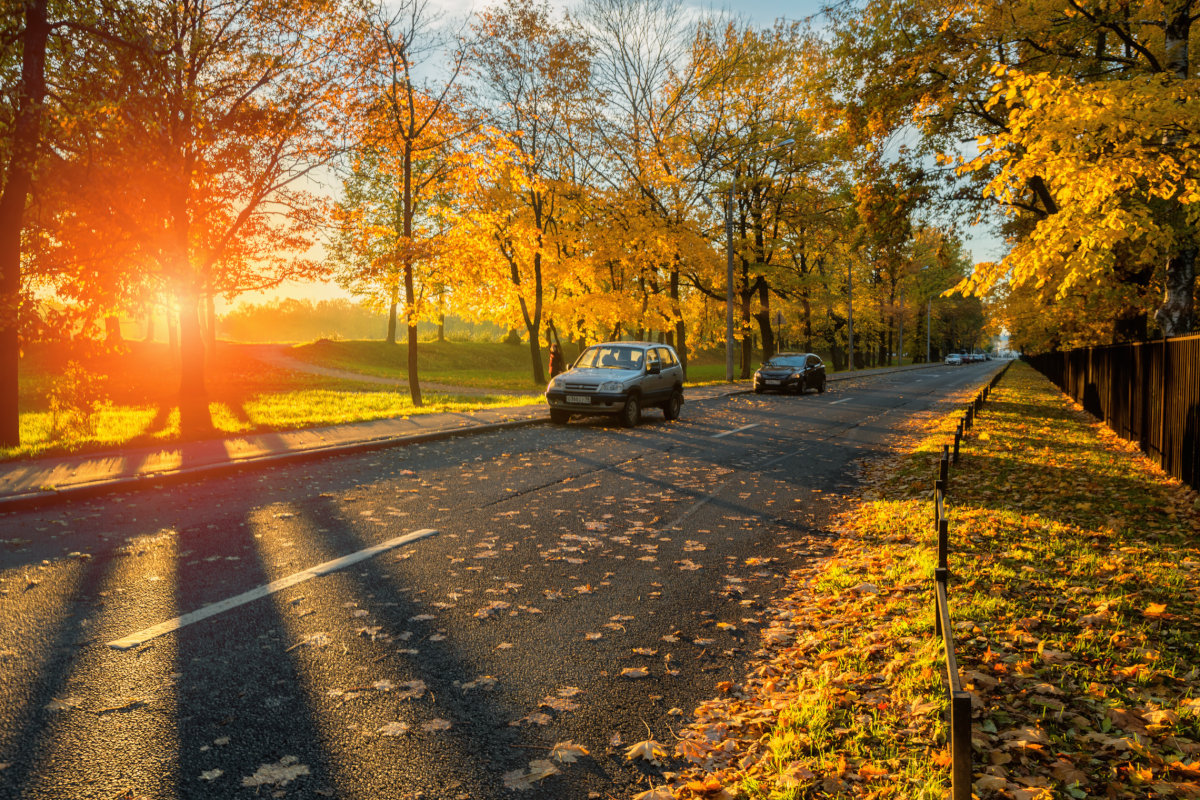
[0,362,1002,800]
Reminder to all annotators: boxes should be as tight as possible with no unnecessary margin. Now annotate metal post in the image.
[725,181,735,383]
[953,424,961,462]
[897,286,904,366]
[938,517,949,571]
[951,691,973,800]
[926,297,931,364]
[847,260,854,371]
[940,445,949,485]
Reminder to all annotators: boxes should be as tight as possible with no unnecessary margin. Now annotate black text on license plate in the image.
[765,379,781,385]
[566,395,591,404]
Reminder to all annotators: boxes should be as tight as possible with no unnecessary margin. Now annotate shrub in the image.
[48,361,108,439]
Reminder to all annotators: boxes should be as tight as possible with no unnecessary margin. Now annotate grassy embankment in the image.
[660,361,1200,800]
[6,340,549,461]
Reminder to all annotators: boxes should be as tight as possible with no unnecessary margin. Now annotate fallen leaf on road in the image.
[420,718,451,732]
[633,788,674,800]
[551,740,589,763]
[626,738,666,765]
[378,722,409,736]
[621,667,650,678]
[242,756,309,787]
[199,769,222,781]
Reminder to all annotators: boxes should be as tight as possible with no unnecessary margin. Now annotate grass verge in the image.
[656,361,1200,800]
[5,341,541,462]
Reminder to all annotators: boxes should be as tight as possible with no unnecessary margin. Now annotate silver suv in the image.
[545,342,685,427]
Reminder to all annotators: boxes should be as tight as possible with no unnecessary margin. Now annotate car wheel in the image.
[753,386,764,394]
[619,394,641,428]
[817,376,826,393]
[663,390,683,421]
[549,409,571,424]
[796,377,806,395]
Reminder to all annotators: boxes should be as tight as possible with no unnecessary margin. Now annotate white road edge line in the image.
[829,397,855,405]
[711,423,761,439]
[108,528,439,651]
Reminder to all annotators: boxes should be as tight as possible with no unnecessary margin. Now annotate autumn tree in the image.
[457,0,593,385]
[331,0,469,406]
[0,0,51,446]
[73,0,357,435]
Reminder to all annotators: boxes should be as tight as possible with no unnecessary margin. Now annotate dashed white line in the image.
[829,397,855,405]
[108,528,439,651]
[711,423,761,439]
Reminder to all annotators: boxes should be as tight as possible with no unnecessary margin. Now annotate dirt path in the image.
[244,344,543,397]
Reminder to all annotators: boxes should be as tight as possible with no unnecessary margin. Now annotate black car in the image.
[753,353,826,394]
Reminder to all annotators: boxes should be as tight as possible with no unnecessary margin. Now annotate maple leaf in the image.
[241,756,310,787]
[396,680,426,700]
[625,738,667,765]
[621,667,650,678]
[633,788,675,800]
[420,718,452,732]
[199,769,223,781]
[550,740,589,763]
[378,721,410,736]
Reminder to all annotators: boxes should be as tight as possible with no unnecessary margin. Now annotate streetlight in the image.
[714,138,794,382]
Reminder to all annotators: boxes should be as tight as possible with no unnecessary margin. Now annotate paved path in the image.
[0,361,951,509]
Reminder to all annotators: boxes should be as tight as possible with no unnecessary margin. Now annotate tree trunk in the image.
[178,293,212,436]
[105,316,124,346]
[204,294,216,352]
[386,279,398,344]
[144,311,156,343]
[167,304,179,356]
[0,0,49,447]
[754,282,775,362]
[1156,7,1195,337]
[1156,247,1196,337]
[402,144,421,406]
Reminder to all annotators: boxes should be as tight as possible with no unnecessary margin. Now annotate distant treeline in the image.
[218,298,507,343]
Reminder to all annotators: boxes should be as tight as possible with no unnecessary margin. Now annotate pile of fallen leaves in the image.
[647,362,1200,799]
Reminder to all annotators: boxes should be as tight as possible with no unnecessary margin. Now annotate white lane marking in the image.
[829,397,855,405]
[108,528,438,651]
[711,423,761,439]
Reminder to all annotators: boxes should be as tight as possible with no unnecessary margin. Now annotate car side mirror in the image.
[647,362,661,375]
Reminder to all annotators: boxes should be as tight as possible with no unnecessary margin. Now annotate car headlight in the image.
[791,372,802,379]
[549,378,564,390]
[599,381,622,392]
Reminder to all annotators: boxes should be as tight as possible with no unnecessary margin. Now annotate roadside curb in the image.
[0,415,547,513]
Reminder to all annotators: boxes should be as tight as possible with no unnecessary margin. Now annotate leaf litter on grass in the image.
[657,362,1200,799]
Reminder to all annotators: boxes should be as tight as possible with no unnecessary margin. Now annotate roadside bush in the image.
[48,361,109,439]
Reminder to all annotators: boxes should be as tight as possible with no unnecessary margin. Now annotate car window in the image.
[766,356,805,368]
[658,347,677,367]
[806,355,822,368]
[646,349,661,369]
[577,345,644,370]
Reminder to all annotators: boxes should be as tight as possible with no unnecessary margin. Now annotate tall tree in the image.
[91,0,355,435]
[332,0,469,406]
[0,0,49,446]
[464,0,593,385]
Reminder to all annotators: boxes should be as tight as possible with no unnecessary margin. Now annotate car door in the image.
[659,347,683,396]
[643,347,670,402]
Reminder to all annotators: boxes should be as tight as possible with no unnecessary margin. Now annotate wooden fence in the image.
[1024,334,1200,491]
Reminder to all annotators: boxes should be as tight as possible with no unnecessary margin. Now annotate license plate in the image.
[765,379,781,386]
[566,395,591,404]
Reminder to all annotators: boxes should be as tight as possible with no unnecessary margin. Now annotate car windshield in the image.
[576,345,645,370]
[763,356,806,368]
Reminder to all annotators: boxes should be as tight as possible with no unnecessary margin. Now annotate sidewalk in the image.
[0,361,950,511]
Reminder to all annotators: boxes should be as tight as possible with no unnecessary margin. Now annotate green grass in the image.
[3,340,542,462]
[667,361,1200,799]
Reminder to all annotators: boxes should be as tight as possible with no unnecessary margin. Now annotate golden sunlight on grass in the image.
[665,363,1200,800]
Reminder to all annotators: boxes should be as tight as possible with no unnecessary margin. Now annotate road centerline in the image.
[107,528,439,651]
[711,423,761,439]
[829,397,855,405]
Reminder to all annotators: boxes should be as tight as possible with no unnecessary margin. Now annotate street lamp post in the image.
[725,180,735,382]
[926,297,931,364]
[846,260,854,371]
